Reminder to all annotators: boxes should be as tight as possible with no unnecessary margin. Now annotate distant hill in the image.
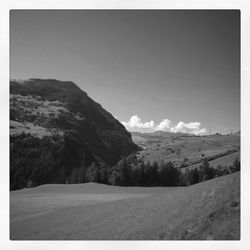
[131,131,192,138]
[131,131,240,168]
[10,79,138,189]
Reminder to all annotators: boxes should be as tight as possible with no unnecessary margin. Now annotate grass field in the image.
[187,151,240,171]
[132,133,240,168]
[10,172,240,240]
[208,151,240,167]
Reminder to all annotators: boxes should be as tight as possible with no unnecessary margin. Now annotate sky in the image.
[10,10,240,134]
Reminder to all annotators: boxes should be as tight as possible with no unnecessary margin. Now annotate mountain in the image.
[10,79,138,190]
[131,131,193,138]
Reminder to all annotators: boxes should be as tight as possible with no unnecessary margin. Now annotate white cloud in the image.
[170,121,208,135]
[121,115,208,135]
[155,119,171,131]
[121,115,155,132]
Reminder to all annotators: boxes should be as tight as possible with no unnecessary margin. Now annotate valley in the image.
[132,131,240,171]
[9,79,241,240]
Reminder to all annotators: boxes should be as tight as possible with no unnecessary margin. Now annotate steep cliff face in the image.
[10,79,138,189]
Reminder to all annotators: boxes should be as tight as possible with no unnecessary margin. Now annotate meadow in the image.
[10,172,240,240]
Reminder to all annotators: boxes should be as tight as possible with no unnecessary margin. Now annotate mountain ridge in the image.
[10,78,139,189]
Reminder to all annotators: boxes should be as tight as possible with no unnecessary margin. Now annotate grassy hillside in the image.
[10,79,138,165]
[132,132,240,168]
[188,151,240,171]
[10,172,240,240]
[10,79,139,190]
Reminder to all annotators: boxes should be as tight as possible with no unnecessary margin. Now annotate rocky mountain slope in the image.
[10,79,138,189]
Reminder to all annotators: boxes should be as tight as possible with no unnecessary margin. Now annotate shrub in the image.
[198,159,215,182]
[230,158,240,173]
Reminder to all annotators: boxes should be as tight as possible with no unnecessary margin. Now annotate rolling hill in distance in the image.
[131,131,240,169]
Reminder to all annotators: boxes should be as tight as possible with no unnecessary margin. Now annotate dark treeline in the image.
[104,157,240,187]
[10,133,240,190]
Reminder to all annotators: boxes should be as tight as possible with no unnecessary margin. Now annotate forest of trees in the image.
[10,132,241,190]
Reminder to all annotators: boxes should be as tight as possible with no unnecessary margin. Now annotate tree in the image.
[85,162,100,182]
[99,162,110,184]
[108,158,136,186]
[108,166,120,186]
[179,168,190,186]
[159,161,180,186]
[69,168,78,184]
[151,161,159,185]
[198,159,215,182]
[144,161,159,186]
[77,165,86,183]
[230,158,240,173]
[144,161,152,186]
[187,168,199,185]
[135,161,145,186]
[116,157,133,186]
